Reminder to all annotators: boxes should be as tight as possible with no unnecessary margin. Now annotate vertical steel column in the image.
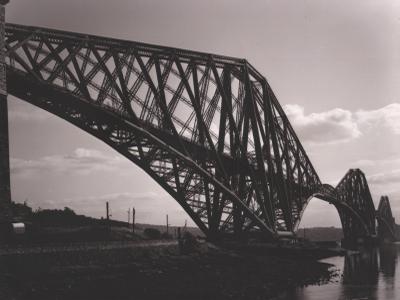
[0,0,11,223]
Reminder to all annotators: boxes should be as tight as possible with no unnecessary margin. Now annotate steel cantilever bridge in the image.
[0,23,396,243]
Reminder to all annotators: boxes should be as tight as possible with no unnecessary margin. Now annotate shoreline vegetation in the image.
[0,204,340,299]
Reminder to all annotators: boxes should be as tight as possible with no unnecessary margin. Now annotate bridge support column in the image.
[341,235,378,249]
[0,0,12,224]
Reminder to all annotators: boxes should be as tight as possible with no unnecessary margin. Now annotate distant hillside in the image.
[11,202,353,242]
[295,227,343,242]
[11,202,204,237]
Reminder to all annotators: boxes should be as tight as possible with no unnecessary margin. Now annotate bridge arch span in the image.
[296,169,380,243]
[7,68,275,239]
[295,184,371,238]
[377,196,396,241]
[335,169,377,240]
[2,23,395,243]
[4,22,327,239]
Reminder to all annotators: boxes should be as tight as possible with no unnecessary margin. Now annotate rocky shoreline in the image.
[0,241,338,300]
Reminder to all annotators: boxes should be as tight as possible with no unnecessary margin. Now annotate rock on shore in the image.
[0,242,337,300]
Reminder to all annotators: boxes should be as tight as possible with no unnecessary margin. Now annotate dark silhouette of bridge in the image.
[0,20,396,243]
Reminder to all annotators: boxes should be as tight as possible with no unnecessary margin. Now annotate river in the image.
[284,243,400,300]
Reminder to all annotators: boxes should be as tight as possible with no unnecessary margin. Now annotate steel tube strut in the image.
[1,21,395,242]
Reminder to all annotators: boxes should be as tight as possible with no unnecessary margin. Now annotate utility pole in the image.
[132,207,135,233]
[106,202,110,221]
[166,214,169,235]
[132,207,135,234]
[127,208,130,225]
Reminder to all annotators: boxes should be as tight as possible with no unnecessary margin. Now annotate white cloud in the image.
[367,169,400,185]
[365,169,400,208]
[284,104,361,145]
[356,103,400,135]
[354,157,400,168]
[10,148,129,177]
[284,103,400,145]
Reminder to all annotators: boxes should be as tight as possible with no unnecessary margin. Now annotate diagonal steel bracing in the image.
[377,196,396,241]
[1,23,396,241]
[335,169,377,240]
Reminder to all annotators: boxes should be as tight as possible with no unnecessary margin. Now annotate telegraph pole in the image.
[0,0,11,225]
[106,202,110,221]
[127,208,130,225]
[132,207,135,234]
[166,214,169,235]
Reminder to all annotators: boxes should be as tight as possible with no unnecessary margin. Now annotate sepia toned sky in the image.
[5,0,400,228]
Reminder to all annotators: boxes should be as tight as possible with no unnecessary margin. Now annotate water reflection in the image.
[293,244,400,300]
[343,247,379,285]
[379,244,397,277]
[341,248,379,299]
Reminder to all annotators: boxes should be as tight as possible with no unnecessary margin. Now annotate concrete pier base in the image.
[341,236,379,249]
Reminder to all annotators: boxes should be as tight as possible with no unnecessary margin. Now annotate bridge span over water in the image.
[0,4,396,244]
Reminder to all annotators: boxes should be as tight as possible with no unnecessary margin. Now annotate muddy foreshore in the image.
[0,242,338,300]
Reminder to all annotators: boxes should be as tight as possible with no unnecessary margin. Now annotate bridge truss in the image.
[335,169,377,240]
[377,196,396,241]
[1,23,397,241]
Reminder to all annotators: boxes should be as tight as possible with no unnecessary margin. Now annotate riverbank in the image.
[0,241,338,300]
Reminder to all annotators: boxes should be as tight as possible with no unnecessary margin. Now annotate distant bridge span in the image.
[0,21,396,242]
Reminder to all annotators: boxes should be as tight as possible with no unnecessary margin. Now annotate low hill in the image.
[12,202,365,242]
[295,227,343,242]
[9,201,203,242]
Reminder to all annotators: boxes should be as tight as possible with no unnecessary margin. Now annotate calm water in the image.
[287,243,400,300]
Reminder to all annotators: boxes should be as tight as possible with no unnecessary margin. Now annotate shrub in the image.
[161,232,173,240]
[180,231,200,254]
[143,228,161,239]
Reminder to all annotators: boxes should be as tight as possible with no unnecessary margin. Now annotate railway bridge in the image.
[0,2,396,244]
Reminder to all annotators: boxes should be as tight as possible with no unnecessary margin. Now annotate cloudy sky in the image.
[5,0,400,228]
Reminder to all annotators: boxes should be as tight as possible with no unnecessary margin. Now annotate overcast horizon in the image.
[5,0,400,228]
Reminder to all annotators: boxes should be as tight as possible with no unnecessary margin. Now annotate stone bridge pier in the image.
[0,0,11,225]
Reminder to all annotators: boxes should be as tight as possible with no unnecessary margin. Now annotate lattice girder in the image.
[377,196,396,240]
[335,169,377,239]
[2,22,352,238]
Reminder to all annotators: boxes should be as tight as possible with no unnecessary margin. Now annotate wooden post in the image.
[166,214,169,235]
[132,207,135,233]
[106,202,110,221]
[177,227,182,253]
